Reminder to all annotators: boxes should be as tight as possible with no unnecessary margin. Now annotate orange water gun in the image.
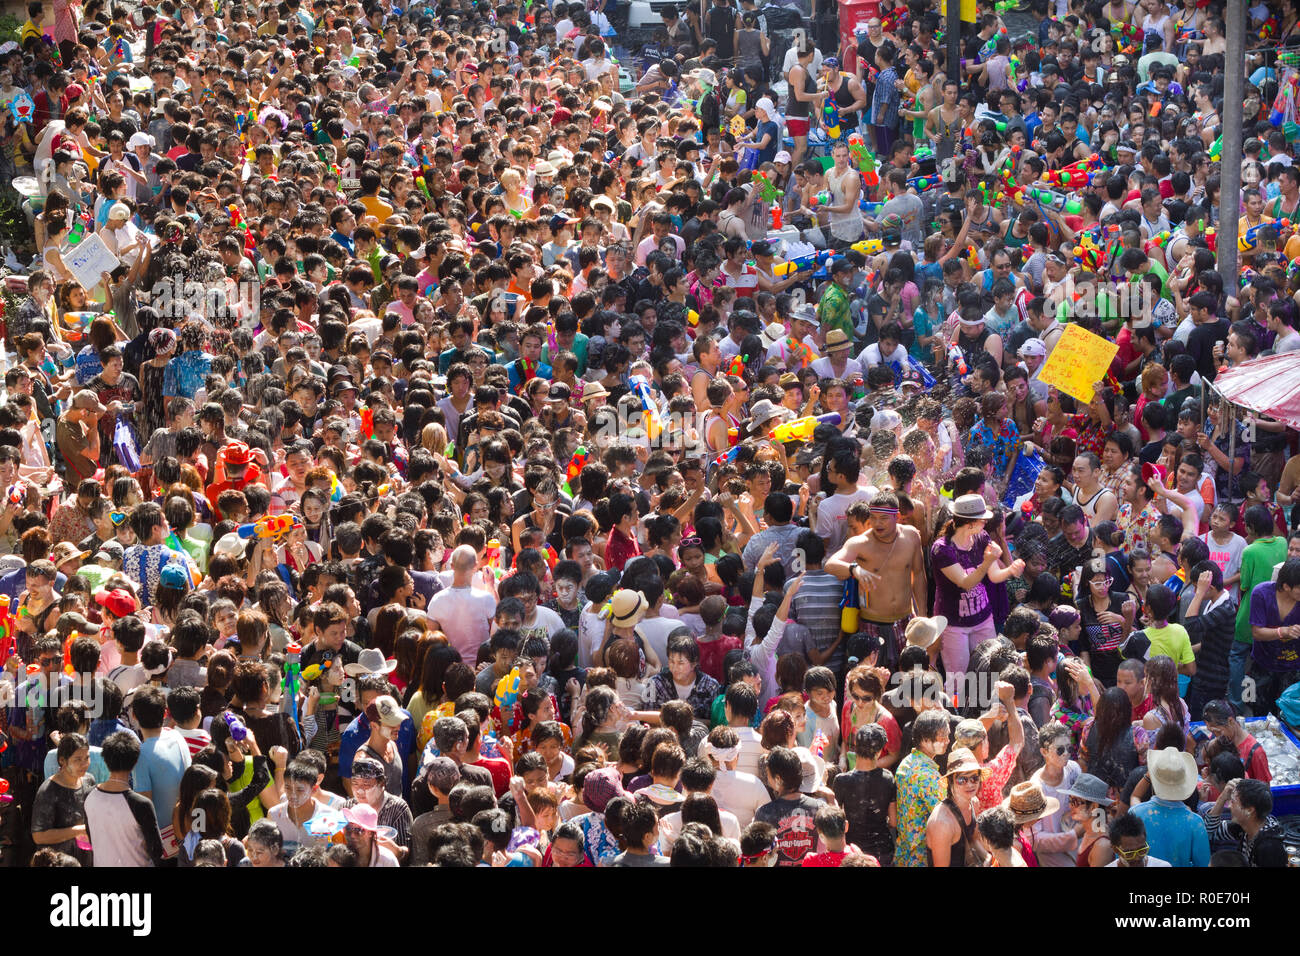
[0,595,13,668]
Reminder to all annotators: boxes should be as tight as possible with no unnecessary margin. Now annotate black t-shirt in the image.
[753,793,824,865]
[708,4,737,59]
[1187,318,1229,384]
[831,768,896,862]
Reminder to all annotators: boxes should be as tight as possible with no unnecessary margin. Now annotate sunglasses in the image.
[1051,744,1069,756]
[953,772,982,786]
[851,694,874,703]
[680,537,702,549]
[1116,843,1149,861]
[39,656,62,667]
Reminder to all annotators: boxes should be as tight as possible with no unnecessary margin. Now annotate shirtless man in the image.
[825,490,927,670]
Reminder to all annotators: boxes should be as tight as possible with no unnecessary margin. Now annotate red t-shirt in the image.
[1238,734,1272,783]
[468,755,511,797]
[698,635,741,684]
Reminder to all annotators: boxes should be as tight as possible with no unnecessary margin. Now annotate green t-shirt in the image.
[1146,622,1195,666]
[1235,536,1291,644]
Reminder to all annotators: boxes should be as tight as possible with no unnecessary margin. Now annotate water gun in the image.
[823,99,843,140]
[724,354,748,377]
[283,642,302,733]
[839,575,860,632]
[1027,187,1082,215]
[494,666,523,732]
[888,356,937,389]
[771,250,832,278]
[1261,16,1278,41]
[360,406,374,442]
[994,0,1017,11]
[906,174,942,192]
[62,311,101,329]
[0,595,13,668]
[998,169,1027,206]
[850,238,883,255]
[947,344,969,376]
[771,205,783,230]
[237,514,299,540]
[228,203,256,254]
[1073,232,1105,272]
[785,337,813,368]
[769,412,841,444]
[977,180,1003,208]
[880,6,905,34]
[1111,20,1142,53]
[561,446,589,496]
[484,537,505,578]
[847,133,879,186]
[810,190,832,208]
[629,375,664,440]
[1270,71,1299,126]
[859,199,885,215]
[1040,155,1102,189]
[712,445,743,468]
[1239,220,1290,252]
[753,170,783,202]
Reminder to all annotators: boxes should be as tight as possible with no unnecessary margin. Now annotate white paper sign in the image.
[62,232,120,291]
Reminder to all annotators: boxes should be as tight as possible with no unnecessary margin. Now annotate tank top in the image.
[929,797,977,867]
[1076,485,1115,520]
[736,28,765,68]
[786,65,816,119]
[827,165,866,242]
[1003,219,1029,250]
[833,75,860,129]
[934,109,962,164]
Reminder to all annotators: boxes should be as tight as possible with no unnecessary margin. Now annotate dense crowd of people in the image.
[0,0,1298,869]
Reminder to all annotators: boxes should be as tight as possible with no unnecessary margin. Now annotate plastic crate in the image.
[1189,717,1300,816]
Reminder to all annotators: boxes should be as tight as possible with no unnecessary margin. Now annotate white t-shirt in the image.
[636,616,685,667]
[522,605,566,642]
[84,787,159,867]
[712,768,771,827]
[658,805,741,851]
[1104,856,1172,867]
[815,486,878,556]
[426,586,498,665]
[857,342,908,369]
[735,727,766,778]
[810,356,864,381]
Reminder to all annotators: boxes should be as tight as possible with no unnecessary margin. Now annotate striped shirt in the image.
[787,570,847,673]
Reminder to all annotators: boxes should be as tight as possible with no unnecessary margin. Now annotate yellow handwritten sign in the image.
[1037,323,1118,404]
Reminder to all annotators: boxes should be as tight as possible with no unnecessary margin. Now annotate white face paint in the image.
[285,782,314,809]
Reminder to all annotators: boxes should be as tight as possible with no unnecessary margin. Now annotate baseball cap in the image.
[1018,338,1048,359]
[94,587,138,618]
[365,694,405,727]
[774,150,793,164]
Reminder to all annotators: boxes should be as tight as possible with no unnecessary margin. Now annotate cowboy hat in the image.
[342,802,380,832]
[344,647,399,677]
[608,589,648,628]
[579,381,609,403]
[760,321,786,348]
[1148,747,1198,802]
[1002,780,1061,825]
[219,441,253,466]
[904,615,947,649]
[50,542,90,566]
[951,493,993,520]
[824,329,852,353]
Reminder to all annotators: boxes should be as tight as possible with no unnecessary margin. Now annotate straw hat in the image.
[608,589,648,628]
[1001,780,1061,825]
[904,614,948,649]
[942,747,989,779]
[824,329,852,353]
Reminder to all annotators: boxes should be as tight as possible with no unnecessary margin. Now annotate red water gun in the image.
[561,446,589,496]
[725,353,747,376]
[1261,16,1278,40]
[228,203,256,255]
[360,406,374,442]
[1040,155,1103,189]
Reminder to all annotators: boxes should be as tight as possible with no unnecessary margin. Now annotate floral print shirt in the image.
[895,748,946,868]
[969,417,1020,476]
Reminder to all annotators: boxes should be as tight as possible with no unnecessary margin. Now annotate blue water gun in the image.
[859,199,885,215]
[823,99,843,140]
[907,174,943,192]
[771,249,832,279]
[888,357,937,389]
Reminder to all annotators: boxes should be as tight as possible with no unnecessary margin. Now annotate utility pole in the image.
[946,0,961,100]
[1217,0,1245,285]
